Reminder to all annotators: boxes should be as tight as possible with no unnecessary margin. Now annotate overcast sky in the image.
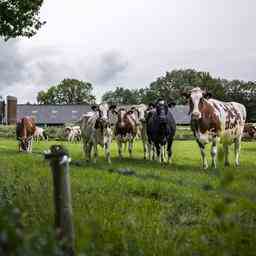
[0,0,255,103]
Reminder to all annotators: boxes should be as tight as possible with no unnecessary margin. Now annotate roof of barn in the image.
[16,104,190,125]
[17,104,91,125]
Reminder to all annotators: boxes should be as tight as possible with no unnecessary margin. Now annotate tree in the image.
[102,86,144,105]
[142,69,225,104]
[0,0,45,40]
[37,79,96,105]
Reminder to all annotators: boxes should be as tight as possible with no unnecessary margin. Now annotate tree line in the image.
[102,69,256,122]
[35,69,256,122]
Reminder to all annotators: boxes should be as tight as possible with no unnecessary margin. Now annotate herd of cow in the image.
[16,87,248,169]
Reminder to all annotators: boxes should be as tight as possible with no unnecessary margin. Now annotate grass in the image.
[0,138,256,255]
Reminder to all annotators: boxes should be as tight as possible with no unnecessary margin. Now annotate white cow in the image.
[64,126,81,143]
[80,104,114,163]
[33,126,47,142]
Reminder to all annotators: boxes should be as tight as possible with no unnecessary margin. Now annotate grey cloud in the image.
[0,40,26,87]
[0,40,129,102]
[95,51,129,83]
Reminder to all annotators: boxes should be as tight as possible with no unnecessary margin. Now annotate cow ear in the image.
[148,103,155,109]
[203,92,212,99]
[91,105,98,111]
[168,101,176,108]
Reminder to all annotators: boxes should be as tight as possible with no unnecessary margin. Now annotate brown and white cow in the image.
[115,108,137,159]
[130,104,151,159]
[80,103,114,163]
[184,87,246,169]
[16,117,36,152]
[243,123,256,139]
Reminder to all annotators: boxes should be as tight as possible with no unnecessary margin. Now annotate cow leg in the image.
[155,144,161,163]
[82,138,87,159]
[128,139,133,158]
[104,142,111,164]
[211,138,217,168]
[160,145,165,163]
[223,144,230,166]
[143,140,147,160]
[93,143,98,163]
[117,140,123,159]
[197,140,208,169]
[167,138,174,164]
[148,142,152,160]
[84,140,92,162]
[234,137,241,167]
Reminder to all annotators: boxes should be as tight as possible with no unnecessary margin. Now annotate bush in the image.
[0,125,16,138]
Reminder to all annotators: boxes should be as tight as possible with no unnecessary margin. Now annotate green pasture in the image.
[0,138,256,255]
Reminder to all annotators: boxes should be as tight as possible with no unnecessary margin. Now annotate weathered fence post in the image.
[44,145,75,256]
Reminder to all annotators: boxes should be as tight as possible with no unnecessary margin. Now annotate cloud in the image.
[94,51,129,83]
[0,39,129,102]
[0,39,26,87]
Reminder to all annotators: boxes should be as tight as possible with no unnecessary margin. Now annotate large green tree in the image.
[102,86,145,105]
[0,0,45,40]
[142,69,225,104]
[37,79,96,105]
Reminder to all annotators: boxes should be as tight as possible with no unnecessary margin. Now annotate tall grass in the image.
[0,138,256,255]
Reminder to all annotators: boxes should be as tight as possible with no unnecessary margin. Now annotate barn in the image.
[17,104,91,126]
[0,96,190,126]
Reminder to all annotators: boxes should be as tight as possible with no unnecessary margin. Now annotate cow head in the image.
[132,104,147,123]
[107,105,118,127]
[95,103,112,130]
[64,127,72,136]
[18,136,32,152]
[117,108,126,125]
[98,103,109,121]
[156,99,168,124]
[183,87,212,120]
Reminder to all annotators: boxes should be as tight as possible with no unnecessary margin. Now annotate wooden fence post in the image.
[44,145,75,256]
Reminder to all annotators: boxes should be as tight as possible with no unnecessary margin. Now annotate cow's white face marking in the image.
[120,109,126,120]
[190,87,204,119]
[136,104,147,122]
[99,103,108,120]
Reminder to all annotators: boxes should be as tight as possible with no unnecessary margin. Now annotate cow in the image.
[183,87,246,169]
[16,117,36,152]
[130,104,150,159]
[147,100,176,164]
[33,126,48,142]
[115,108,137,159]
[80,103,114,163]
[243,123,256,139]
[64,126,81,143]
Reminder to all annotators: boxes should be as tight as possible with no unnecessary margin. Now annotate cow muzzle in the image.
[191,111,201,120]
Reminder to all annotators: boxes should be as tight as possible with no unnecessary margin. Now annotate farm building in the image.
[0,96,190,125]
[17,104,91,126]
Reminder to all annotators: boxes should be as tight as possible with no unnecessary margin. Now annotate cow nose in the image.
[192,111,201,120]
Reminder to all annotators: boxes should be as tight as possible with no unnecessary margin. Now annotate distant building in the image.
[0,96,190,125]
[170,105,190,125]
[17,104,91,126]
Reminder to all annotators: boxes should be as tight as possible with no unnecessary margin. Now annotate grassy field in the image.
[0,138,256,255]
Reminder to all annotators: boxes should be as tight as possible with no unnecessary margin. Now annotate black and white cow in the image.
[147,100,176,164]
